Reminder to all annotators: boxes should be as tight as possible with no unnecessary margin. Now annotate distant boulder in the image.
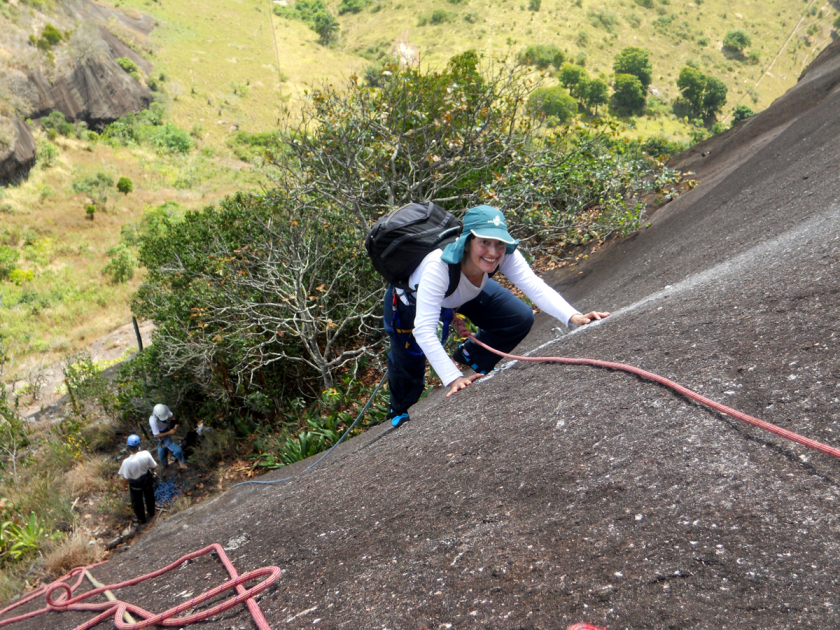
[0,117,36,186]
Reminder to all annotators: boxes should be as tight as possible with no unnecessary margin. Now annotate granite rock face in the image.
[0,117,36,186]
[0,0,156,184]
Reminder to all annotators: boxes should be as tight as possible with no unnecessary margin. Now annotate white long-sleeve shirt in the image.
[401,249,579,386]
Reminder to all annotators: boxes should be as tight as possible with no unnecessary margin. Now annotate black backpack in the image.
[365,202,463,297]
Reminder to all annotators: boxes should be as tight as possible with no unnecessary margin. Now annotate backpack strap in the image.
[444,263,460,298]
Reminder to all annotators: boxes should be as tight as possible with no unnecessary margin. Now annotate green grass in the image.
[0,134,258,378]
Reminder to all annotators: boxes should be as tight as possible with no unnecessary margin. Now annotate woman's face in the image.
[464,237,507,276]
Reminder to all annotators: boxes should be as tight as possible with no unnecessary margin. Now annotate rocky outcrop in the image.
[0,0,156,183]
[0,116,36,186]
[25,51,153,128]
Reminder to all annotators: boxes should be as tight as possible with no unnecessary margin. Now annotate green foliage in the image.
[834,15,840,30]
[640,135,685,160]
[129,53,681,431]
[0,246,19,281]
[274,0,338,44]
[677,66,727,120]
[41,24,63,46]
[116,57,139,74]
[701,75,727,119]
[86,204,96,220]
[612,73,645,114]
[583,78,609,111]
[518,44,565,69]
[63,352,116,419]
[338,0,367,15]
[419,8,454,25]
[722,29,751,53]
[613,46,652,89]
[0,513,46,561]
[676,65,706,113]
[226,130,284,163]
[150,123,193,153]
[101,244,136,284]
[559,63,588,94]
[72,172,114,207]
[313,11,339,44]
[633,0,653,7]
[101,103,166,148]
[116,177,134,195]
[40,111,73,137]
[528,86,578,123]
[588,9,619,33]
[731,104,755,123]
[528,0,541,11]
[7,269,33,285]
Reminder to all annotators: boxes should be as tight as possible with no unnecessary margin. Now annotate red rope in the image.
[465,333,840,460]
[0,543,281,629]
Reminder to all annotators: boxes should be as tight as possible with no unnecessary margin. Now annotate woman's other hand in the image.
[570,311,611,327]
[446,374,484,398]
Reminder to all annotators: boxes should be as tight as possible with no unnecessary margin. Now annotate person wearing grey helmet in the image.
[117,434,157,525]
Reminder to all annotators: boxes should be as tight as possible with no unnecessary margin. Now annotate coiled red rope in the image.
[467,333,840,461]
[0,543,281,629]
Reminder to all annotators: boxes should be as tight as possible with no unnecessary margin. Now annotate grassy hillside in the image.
[0,0,837,388]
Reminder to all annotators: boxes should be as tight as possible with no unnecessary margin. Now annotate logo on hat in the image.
[490,215,502,226]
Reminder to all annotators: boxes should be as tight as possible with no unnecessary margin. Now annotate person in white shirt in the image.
[383,205,609,428]
[117,434,157,524]
[149,404,188,470]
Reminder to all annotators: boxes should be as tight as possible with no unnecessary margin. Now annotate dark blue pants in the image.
[383,280,535,417]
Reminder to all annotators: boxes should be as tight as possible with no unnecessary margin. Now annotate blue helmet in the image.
[127,434,141,447]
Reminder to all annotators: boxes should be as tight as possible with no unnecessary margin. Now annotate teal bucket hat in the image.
[441,205,519,264]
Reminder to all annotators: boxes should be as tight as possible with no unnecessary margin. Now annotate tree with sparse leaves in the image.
[134,52,682,415]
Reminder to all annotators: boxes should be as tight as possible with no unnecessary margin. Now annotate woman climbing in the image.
[383,205,610,428]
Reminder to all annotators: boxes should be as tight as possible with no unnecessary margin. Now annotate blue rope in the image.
[231,373,388,489]
[155,477,184,506]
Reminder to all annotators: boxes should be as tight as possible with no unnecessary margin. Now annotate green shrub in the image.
[0,246,18,280]
[613,46,652,89]
[40,112,73,137]
[723,29,751,53]
[518,44,564,69]
[85,205,96,220]
[612,73,645,114]
[226,130,284,162]
[731,104,755,123]
[36,140,59,168]
[115,57,139,74]
[73,172,115,208]
[102,244,135,284]
[528,0,541,11]
[430,8,454,23]
[7,269,34,285]
[640,135,685,160]
[274,0,338,44]
[149,123,193,153]
[633,0,653,7]
[834,15,840,30]
[41,24,63,46]
[528,86,578,122]
[116,177,134,195]
[338,0,367,14]
[588,9,618,32]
